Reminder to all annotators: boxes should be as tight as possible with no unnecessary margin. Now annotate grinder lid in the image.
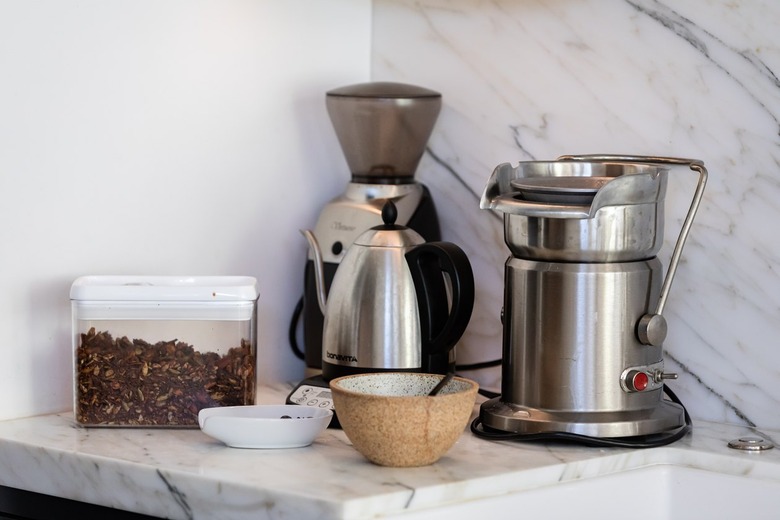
[325,82,442,182]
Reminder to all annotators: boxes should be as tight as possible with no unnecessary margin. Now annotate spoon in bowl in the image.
[428,372,455,396]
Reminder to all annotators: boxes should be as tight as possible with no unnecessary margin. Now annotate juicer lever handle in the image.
[406,242,475,370]
[559,154,708,346]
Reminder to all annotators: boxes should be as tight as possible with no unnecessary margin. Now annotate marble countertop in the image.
[1,384,779,519]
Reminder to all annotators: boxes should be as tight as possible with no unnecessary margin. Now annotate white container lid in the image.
[70,276,258,302]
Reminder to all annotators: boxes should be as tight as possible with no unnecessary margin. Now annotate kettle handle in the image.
[405,242,475,369]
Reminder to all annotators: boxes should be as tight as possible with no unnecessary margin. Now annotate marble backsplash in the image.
[373,0,780,429]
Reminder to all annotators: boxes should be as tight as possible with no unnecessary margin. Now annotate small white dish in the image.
[198,405,332,449]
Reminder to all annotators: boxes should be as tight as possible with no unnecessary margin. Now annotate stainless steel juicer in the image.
[478,155,707,439]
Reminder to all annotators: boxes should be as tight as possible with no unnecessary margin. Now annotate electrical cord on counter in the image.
[289,297,305,360]
[470,384,692,449]
[475,387,500,399]
[456,359,502,371]
[454,361,502,399]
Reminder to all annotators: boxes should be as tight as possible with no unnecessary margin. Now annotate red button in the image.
[632,371,649,391]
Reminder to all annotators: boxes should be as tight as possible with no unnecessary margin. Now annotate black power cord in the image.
[455,360,502,399]
[288,296,305,360]
[456,359,502,371]
[470,384,692,449]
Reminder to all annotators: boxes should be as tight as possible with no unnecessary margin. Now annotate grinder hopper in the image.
[326,82,442,184]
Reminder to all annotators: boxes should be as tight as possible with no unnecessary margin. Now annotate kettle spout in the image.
[300,229,328,314]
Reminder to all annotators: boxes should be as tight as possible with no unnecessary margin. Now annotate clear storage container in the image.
[71,276,258,427]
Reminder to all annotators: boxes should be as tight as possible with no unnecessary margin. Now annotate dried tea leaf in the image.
[76,327,255,427]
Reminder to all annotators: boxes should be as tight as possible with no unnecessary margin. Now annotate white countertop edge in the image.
[0,386,778,520]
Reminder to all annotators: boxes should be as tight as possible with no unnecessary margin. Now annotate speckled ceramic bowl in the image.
[329,373,479,467]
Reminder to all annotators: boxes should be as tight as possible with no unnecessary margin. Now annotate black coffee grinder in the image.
[288,82,443,413]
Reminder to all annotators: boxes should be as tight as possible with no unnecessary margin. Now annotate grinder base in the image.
[479,396,686,439]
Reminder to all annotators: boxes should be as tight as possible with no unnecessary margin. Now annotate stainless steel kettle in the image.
[303,200,474,381]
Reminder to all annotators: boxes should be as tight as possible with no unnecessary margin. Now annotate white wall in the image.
[0,1,371,420]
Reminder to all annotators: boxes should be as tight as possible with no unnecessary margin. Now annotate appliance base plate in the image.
[479,396,686,438]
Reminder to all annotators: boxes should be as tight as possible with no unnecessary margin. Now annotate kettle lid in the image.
[354,200,425,248]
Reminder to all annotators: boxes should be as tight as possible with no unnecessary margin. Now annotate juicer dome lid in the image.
[480,160,669,218]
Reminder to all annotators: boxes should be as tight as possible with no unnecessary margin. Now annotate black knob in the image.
[381,200,398,226]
